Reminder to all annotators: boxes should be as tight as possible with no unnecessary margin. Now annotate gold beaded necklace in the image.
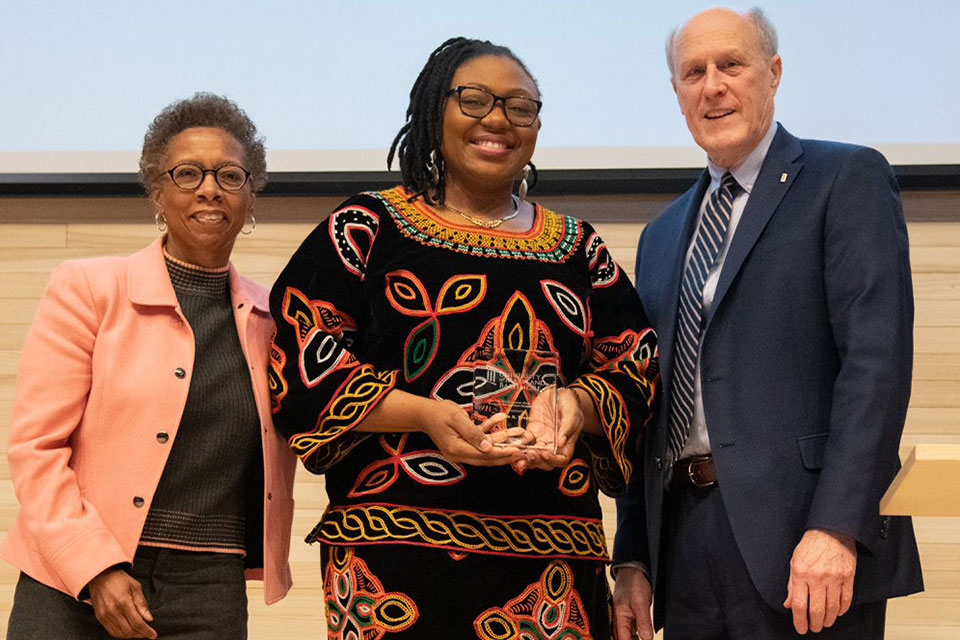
[443,195,520,229]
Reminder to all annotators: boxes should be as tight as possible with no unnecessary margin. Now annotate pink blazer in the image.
[1,238,297,604]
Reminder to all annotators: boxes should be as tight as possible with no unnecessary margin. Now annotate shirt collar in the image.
[707,121,779,195]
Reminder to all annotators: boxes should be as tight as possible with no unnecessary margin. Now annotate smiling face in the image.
[151,127,253,268]
[671,9,781,169]
[440,54,540,199]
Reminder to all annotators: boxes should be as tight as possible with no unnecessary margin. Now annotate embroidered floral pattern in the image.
[324,547,419,639]
[348,434,467,497]
[474,561,593,639]
[384,270,486,382]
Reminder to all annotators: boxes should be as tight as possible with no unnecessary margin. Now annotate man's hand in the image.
[783,529,857,634]
[613,566,655,640]
[88,567,157,639]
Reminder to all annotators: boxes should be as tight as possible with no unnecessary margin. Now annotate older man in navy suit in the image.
[612,7,922,639]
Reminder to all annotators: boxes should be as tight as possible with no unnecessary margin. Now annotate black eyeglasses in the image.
[165,163,251,191]
[446,86,542,127]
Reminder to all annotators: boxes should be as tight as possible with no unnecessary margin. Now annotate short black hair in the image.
[139,92,267,193]
[387,37,539,204]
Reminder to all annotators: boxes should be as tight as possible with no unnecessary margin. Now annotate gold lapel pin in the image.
[780,172,788,183]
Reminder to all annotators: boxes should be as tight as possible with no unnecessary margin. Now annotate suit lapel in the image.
[705,127,804,329]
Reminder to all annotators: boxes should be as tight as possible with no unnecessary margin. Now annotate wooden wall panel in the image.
[0,214,956,638]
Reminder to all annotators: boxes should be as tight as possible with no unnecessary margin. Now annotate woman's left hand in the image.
[519,387,584,471]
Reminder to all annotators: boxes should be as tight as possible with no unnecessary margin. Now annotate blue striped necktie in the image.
[667,172,742,469]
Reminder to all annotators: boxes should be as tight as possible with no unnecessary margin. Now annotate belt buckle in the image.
[686,454,715,488]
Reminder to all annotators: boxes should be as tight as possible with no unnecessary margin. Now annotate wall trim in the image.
[2,165,958,198]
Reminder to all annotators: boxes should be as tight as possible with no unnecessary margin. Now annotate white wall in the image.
[2,0,958,172]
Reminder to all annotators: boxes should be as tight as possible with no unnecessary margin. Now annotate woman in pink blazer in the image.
[3,93,297,639]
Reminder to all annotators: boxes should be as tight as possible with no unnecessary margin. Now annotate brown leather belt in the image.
[671,454,718,490]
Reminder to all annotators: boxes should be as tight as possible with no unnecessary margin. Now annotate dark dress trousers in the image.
[614,125,923,628]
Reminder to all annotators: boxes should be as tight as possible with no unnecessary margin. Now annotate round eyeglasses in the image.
[447,86,542,127]
[165,163,251,191]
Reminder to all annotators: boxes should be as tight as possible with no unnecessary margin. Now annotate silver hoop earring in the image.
[517,164,531,200]
[240,213,256,235]
[155,211,167,232]
[430,149,443,185]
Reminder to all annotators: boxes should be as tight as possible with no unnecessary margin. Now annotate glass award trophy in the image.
[472,348,560,452]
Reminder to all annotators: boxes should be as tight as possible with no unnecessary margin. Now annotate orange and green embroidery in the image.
[373,187,582,262]
[474,561,593,639]
[384,270,486,382]
[324,547,419,639]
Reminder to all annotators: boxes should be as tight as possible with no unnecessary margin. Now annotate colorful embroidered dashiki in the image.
[269,187,658,639]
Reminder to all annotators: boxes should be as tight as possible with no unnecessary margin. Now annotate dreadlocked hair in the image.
[387,37,539,205]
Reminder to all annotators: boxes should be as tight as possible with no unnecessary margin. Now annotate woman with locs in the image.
[269,38,658,637]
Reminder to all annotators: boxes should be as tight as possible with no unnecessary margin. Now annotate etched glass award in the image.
[472,348,560,452]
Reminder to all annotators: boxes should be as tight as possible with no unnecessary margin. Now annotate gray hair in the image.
[138,92,267,193]
[666,7,779,79]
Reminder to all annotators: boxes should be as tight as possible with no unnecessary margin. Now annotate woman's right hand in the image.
[87,567,157,639]
[422,400,524,465]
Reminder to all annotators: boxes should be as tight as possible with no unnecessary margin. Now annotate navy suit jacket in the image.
[613,125,923,615]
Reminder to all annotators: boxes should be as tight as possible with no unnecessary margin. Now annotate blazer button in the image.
[267,492,273,500]
[156,432,169,444]
[174,367,186,379]
[133,496,145,508]
[655,457,663,471]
